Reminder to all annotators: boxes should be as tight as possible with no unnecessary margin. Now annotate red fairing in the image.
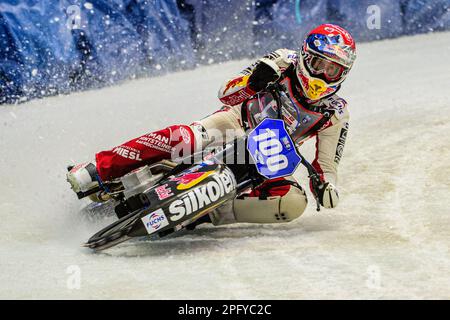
[95,125,195,181]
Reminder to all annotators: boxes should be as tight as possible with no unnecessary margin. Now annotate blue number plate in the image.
[247,118,302,179]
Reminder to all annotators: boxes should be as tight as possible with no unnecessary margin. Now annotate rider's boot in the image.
[66,162,100,196]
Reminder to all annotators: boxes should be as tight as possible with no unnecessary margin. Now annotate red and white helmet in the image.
[296,24,357,101]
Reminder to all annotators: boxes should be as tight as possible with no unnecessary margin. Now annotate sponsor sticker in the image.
[247,118,302,179]
[136,133,173,153]
[112,146,143,161]
[287,53,297,59]
[169,169,236,222]
[155,184,174,201]
[223,75,249,95]
[223,89,252,105]
[334,122,349,164]
[302,115,312,124]
[328,97,346,117]
[179,127,191,144]
[170,171,214,190]
[281,136,292,150]
[191,122,210,143]
[141,209,169,235]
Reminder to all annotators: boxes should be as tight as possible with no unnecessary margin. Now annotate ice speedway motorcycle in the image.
[69,84,324,251]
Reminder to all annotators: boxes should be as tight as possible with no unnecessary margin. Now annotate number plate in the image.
[247,118,302,179]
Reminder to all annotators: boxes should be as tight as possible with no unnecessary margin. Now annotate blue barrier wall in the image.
[1,0,449,104]
[0,0,195,104]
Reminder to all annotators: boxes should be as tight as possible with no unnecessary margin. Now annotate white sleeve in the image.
[314,104,350,186]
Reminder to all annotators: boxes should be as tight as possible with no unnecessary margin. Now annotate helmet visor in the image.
[307,55,346,82]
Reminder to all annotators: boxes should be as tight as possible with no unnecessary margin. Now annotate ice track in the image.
[0,32,449,299]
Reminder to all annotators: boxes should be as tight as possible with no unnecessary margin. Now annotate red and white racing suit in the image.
[94,49,349,224]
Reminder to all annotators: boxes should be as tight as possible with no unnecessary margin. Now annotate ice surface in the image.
[0,32,449,299]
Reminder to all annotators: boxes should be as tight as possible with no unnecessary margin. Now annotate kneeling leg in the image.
[209,178,308,225]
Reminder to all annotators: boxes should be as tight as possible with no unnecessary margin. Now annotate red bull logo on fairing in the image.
[170,171,214,190]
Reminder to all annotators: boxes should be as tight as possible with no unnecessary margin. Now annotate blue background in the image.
[1,0,449,104]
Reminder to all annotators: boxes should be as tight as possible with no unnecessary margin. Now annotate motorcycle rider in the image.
[67,24,356,226]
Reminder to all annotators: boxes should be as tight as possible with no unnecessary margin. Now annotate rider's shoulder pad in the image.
[321,94,349,120]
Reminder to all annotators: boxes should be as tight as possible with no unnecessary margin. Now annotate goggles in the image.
[306,54,346,82]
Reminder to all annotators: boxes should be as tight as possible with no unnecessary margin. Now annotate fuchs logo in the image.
[148,213,164,229]
[141,209,169,235]
[169,169,236,222]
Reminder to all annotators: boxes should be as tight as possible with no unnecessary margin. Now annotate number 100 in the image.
[253,129,289,173]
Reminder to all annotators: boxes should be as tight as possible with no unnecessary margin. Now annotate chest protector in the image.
[242,76,332,143]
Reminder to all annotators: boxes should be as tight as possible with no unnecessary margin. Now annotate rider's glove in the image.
[316,182,340,209]
[248,58,281,92]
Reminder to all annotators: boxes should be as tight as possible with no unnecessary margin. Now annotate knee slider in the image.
[233,183,307,224]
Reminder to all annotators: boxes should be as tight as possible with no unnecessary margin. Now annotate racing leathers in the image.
[91,48,349,225]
